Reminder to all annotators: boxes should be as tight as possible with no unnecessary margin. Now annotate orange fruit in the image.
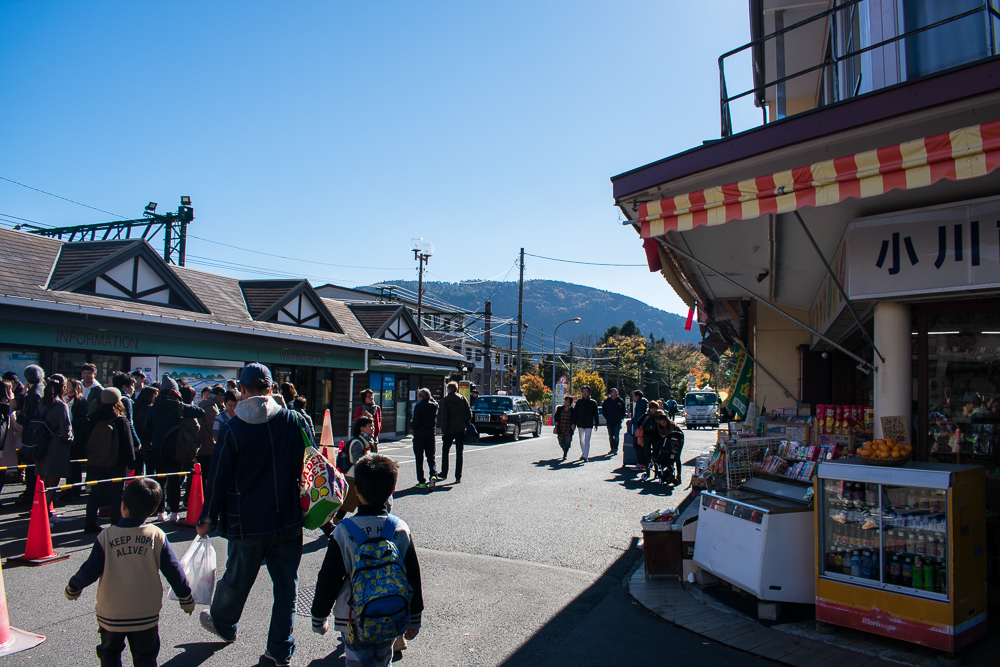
[891,451,902,458]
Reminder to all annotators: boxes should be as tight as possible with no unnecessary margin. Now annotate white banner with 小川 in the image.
[848,196,1000,300]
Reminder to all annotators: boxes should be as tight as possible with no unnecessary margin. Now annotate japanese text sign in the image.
[848,197,1000,299]
[880,415,911,446]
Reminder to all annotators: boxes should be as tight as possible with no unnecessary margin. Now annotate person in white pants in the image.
[571,386,601,462]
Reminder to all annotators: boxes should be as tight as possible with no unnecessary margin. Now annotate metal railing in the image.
[720,0,1000,137]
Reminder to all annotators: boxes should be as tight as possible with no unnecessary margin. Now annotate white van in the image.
[684,388,720,429]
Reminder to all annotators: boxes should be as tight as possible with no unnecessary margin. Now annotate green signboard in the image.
[0,320,364,370]
[725,340,753,420]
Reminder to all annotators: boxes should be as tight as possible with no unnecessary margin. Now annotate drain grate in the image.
[296,585,316,617]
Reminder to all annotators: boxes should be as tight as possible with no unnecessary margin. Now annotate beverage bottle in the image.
[923,560,937,591]
[827,547,837,572]
[851,550,861,578]
[842,548,852,575]
[889,555,902,584]
[927,537,937,558]
[906,533,916,554]
[834,548,844,572]
[871,550,880,581]
[913,556,924,589]
[861,550,873,579]
[902,558,913,587]
[937,559,947,594]
[916,535,927,556]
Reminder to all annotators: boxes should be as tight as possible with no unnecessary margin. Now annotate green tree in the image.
[573,370,606,403]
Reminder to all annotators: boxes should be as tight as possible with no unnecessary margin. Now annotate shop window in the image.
[51,352,88,381]
[465,349,473,360]
[475,349,482,362]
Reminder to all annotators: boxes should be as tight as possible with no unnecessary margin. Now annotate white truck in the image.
[683,387,720,429]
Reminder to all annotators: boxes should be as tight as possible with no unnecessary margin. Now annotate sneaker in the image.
[168,512,179,523]
[438,472,447,480]
[199,611,236,642]
[263,649,290,666]
[415,482,428,489]
[83,522,100,534]
[454,478,462,484]
[49,513,64,524]
[159,511,171,522]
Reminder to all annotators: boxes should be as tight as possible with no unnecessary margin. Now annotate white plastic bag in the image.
[168,535,217,605]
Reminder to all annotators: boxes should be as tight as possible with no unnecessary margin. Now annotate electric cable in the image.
[524,252,645,267]
[0,176,128,219]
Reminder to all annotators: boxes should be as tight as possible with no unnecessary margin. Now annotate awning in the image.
[636,119,1000,237]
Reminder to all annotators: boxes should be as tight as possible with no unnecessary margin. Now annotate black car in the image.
[470,395,542,440]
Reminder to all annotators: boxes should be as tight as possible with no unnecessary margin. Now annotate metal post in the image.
[516,247,525,394]
[484,301,493,394]
[569,342,574,396]
[775,9,786,119]
[416,255,425,329]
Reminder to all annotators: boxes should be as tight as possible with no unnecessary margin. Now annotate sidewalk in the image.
[628,568,996,667]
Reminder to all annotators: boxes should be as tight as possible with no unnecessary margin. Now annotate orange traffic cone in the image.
[6,478,69,566]
[319,409,334,462]
[0,559,45,656]
[174,463,204,529]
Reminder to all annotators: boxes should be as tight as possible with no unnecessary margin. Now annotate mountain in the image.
[361,279,699,347]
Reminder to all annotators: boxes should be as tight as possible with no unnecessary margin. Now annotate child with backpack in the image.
[311,453,423,667]
[65,478,195,666]
[84,388,136,533]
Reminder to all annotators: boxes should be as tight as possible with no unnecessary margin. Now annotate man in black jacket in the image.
[17,364,45,505]
[571,386,600,462]
[438,381,471,483]
[410,388,439,488]
[601,388,627,455]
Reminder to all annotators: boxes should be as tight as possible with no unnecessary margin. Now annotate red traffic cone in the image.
[319,409,334,448]
[6,478,69,566]
[174,464,204,529]
[0,559,45,656]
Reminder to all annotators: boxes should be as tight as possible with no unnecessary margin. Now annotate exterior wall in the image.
[753,303,810,408]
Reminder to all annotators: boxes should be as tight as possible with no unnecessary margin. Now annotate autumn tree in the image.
[521,373,548,406]
[572,370,606,403]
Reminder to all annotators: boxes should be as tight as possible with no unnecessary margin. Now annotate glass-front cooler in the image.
[815,460,987,653]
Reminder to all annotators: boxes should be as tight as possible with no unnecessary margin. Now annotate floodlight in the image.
[145,202,157,214]
[180,196,191,206]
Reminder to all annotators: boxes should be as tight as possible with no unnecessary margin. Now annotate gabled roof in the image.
[239,280,343,333]
[347,303,428,346]
[47,239,209,313]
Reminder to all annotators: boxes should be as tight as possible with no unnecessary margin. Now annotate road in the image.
[0,422,771,666]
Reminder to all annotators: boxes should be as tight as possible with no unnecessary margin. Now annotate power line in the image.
[0,211,53,227]
[187,234,410,271]
[0,176,127,219]
[524,252,645,267]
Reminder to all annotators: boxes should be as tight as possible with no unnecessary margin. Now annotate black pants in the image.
[412,436,437,484]
[85,465,126,524]
[441,431,465,480]
[67,436,87,489]
[146,450,182,512]
[18,448,36,501]
[196,454,212,500]
[606,422,622,452]
[97,625,159,667]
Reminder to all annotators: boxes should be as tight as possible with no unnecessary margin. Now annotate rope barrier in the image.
[0,459,89,472]
[44,471,191,492]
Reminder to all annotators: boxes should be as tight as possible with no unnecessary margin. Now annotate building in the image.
[0,229,464,438]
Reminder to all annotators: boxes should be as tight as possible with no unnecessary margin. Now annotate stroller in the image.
[644,431,684,485]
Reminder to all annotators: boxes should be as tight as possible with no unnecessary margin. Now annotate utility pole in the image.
[616,351,621,391]
[569,342,574,396]
[410,239,434,329]
[516,247,525,395]
[484,301,493,394]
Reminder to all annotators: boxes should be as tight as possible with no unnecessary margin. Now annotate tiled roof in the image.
[48,240,134,285]
[239,280,302,318]
[348,304,401,337]
[0,228,461,361]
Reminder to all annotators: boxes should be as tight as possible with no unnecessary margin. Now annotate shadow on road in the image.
[498,536,642,667]
[605,468,684,497]
[531,457,583,470]
[160,640,232,667]
[392,485,454,500]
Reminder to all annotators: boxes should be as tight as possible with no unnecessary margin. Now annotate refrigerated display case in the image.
[693,476,816,606]
[815,460,987,652]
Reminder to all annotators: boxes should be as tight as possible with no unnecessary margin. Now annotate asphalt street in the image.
[0,422,773,666]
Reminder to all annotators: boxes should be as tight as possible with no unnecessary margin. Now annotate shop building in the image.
[612,1,1000,609]
[0,229,463,438]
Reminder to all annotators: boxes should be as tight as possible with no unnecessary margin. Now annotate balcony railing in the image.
[720,0,1000,137]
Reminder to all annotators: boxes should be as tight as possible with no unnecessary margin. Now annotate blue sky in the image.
[0,1,758,318]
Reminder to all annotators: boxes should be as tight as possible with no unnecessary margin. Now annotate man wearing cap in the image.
[196,386,225,499]
[197,363,310,666]
[144,374,205,522]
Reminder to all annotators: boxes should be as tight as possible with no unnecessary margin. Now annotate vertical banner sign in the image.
[725,341,753,420]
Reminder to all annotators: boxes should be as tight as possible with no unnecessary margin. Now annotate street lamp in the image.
[410,238,434,329]
[551,317,581,417]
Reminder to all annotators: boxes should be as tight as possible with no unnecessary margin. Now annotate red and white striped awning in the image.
[637,119,1000,238]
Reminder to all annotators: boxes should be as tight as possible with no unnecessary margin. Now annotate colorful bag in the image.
[340,516,410,644]
[300,443,347,530]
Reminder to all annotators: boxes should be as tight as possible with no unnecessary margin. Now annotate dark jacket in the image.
[411,399,438,440]
[197,398,221,457]
[572,396,601,429]
[88,405,136,470]
[203,396,308,539]
[119,395,141,452]
[554,404,575,438]
[632,397,649,432]
[68,397,92,449]
[133,402,153,450]
[438,391,471,435]
[17,382,43,425]
[144,395,205,452]
[601,396,627,424]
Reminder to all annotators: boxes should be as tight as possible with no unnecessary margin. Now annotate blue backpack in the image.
[340,515,410,644]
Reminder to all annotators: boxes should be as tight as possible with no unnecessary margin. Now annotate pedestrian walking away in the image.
[553,396,575,461]
[84,388,136,533]
[601,388,627,455]
[571,385,600,462]
[311,454,424,667]
[410,388,438,488]
[197,363,310,665]
[144,376,205,522]
[438,381,471,483]
[666,396,678,420]
[66,478,194,667]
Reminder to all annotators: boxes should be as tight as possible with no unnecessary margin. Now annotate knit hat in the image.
[23,364,43,384]
[160,374,180,394]
[101,387,122,404]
